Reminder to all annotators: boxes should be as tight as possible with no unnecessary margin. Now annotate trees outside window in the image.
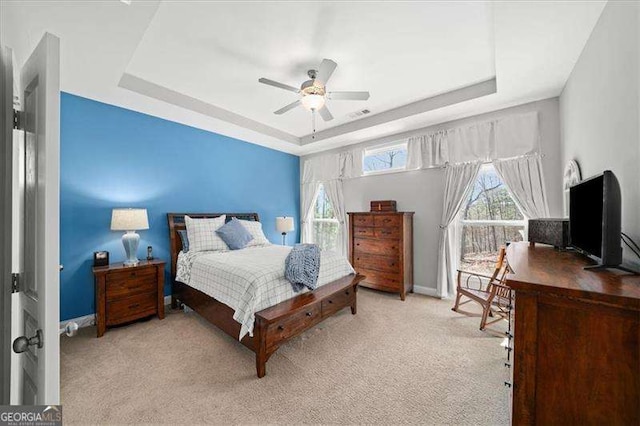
[459,164,526,274]
[311,184,339,252]
[363,143,407,173]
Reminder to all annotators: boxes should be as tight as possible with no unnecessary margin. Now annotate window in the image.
[459,164,526,275]
[311,184,339,252]
[363,142,407,174]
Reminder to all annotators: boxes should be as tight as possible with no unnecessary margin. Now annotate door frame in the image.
[0,45,14,406]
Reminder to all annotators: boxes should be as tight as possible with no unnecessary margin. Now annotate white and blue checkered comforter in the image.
[176,245,355,340]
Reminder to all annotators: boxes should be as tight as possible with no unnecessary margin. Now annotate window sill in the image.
[362,167,408,177]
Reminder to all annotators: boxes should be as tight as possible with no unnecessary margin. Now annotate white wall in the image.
[303,98,563,293]
[560,1,640,267]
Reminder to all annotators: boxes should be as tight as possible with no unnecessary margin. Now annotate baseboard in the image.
[60,296,174,330]
[60,313,95,329]
[413,285,440,298]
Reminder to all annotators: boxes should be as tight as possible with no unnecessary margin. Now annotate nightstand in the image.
[92,259,166,337]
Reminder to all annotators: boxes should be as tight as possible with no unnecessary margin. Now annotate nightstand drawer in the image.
[107,275,156,301]
[106,267,155,284]
[106,292,157,326]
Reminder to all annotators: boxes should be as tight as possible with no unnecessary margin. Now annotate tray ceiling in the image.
[1,1,606,155]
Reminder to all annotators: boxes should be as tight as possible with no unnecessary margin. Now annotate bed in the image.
[167,212,365,378]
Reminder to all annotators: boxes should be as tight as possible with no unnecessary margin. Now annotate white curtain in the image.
[405,111,539,169]
[323,180,348,255]
[339,148,363,179]
[494,112,539,160]
[493,155,550,219]
[406,132,449,169]
[301,151,355,251]
[300,182,320,243]
[436,162,482,298]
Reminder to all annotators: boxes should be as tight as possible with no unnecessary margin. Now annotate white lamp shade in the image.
[300,94,325,111]
[111,208,149,231]
[276,216,295,233]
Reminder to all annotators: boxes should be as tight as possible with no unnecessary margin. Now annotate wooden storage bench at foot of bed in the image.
[172,273,364,378]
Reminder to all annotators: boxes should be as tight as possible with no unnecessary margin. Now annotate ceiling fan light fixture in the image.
[300,94,325,111]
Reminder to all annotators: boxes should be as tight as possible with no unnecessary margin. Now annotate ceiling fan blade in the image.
[274,100,301,115]
[328,91,370,101]
[258,78,300,93]
[318,106,334,122]
[316,59,337,84]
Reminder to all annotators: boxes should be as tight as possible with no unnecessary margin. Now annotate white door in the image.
[3,33,60,405]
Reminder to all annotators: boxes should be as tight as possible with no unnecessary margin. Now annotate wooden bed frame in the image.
[167,213,365,378]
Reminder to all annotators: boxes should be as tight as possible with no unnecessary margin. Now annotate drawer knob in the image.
[328,300,333,304]
[278,325,284,331]
[306,312,313,317]
[356,243,360,246]
[130,272,135,277]
[345,291,349,295]
[129,303,140,309]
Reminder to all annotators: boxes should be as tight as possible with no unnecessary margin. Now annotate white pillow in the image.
[238,219,271,247]
[185,215,228,252]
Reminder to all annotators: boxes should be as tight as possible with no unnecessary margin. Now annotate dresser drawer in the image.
[353,226,375,238]
[321,287,355,317]
[374,214,402,228]
[106,267,156,284]
[351,214,374,227]
[107,275,156,301]
[353,253,400,273]
[106,292,157,326]
[354,238,400,256]
[357,267,403,291]
[267,303,321,351]
[375,227,400,239]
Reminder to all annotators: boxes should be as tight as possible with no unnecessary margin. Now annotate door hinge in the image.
[11,273,20,293]
[13,109,23,130]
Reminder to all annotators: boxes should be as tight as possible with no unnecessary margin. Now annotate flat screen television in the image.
[569,170,623,268]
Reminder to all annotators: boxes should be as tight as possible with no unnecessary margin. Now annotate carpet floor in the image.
[60,289,509,425]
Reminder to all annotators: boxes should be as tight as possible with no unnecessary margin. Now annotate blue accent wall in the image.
[60,93,300,321]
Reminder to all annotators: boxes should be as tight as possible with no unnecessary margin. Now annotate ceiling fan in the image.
[258,59,370,124]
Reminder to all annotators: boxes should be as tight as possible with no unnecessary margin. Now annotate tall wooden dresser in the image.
[505,242,640,425]
[347,211,414,300]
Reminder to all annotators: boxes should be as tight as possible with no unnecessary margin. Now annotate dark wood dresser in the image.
[347,212,414,300]
[505,242,640,425]
[93,260,165,337]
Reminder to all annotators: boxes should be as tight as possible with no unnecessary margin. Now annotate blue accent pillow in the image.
[215,218,254,250]
[178,230,190,253]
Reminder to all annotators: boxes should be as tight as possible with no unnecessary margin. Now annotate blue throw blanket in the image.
[285,244,321,292]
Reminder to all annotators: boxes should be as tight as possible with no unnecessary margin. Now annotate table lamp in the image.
[276,217,295,246]
[111,208,149,266]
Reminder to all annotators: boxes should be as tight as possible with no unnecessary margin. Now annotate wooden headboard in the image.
[166,212,260,279]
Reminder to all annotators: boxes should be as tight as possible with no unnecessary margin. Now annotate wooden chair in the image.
[451,247,512,331]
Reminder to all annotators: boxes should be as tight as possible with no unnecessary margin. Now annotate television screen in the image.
[570,175,603,258]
